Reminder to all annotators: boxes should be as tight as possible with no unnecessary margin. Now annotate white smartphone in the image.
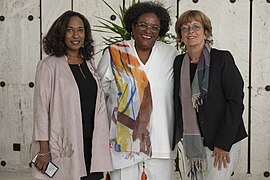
[31,154,59,178]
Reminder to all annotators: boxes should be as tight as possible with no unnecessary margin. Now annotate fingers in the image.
[40,163,48,173]
[140,141,152,156]
[226,154,230,163]
[212,147,230,171]
[222,156,228,170]
[34,154,51,173]
[138,130,151,156]
[132,129,138,141]
[219,156,227,170]
[213,154,228,170]
[35,158,48,172]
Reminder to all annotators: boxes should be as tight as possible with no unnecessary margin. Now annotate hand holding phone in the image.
[32,153,59,178]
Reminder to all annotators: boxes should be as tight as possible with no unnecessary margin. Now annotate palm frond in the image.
[101,0,119,16]
[94,0,175,50]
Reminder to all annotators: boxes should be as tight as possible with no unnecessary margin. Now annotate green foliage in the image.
[93,0,176,48]
[93,0,136,46]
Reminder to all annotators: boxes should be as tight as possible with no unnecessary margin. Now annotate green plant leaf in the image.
[119,6,125,27]
[101,0,119,16]
[95,18,126,34]
[94,0,175,52]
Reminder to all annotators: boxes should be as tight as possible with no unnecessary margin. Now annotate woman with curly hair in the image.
[97,1,179,180]
[31,10,112,179]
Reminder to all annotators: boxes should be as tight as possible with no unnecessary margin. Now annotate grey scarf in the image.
[179,42,211,179]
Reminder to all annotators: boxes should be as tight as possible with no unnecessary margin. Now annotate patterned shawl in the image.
[109,41,153,156]
[179,42,211,179]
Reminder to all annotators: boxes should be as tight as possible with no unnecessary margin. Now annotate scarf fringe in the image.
[192,96,201,112]
[106,172,111,180]
[187,159,207,180]
[141,161,147,180]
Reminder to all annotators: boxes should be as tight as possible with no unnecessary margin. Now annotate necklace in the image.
[78,63,87,79]
[66,56,87,79]
[190,59,199,64]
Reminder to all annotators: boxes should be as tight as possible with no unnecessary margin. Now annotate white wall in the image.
[0,0,269,179]
[0,0,40,174]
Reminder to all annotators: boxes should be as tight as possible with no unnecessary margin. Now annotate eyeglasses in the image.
[136,22,160,33]
[181,23,203,32]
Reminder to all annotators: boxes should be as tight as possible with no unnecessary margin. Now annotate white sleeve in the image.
[97,48,118,121]
[97,48,115,96]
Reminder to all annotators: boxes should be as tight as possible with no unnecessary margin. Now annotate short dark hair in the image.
[43,10,94,60]
[123,1,171,37]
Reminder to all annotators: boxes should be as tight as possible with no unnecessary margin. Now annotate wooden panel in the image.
[178,1,250,179]
[0,0,39,173]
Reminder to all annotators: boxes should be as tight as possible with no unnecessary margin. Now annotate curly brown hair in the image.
[43,10,94,60]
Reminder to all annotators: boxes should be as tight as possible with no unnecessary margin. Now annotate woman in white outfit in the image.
[97,1,179,180]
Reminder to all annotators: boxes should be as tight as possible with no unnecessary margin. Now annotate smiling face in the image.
[132,13,160,52]
[64,16,85,54]
[181,19,206,51]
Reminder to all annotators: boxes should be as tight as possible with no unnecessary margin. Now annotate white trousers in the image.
[184,142,241,180]
[110,158,175,180]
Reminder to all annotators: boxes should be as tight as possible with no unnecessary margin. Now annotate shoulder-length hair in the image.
[175,10,213,52]
[43,10,94,60]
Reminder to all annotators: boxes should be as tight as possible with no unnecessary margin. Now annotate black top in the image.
[190,62,197,83]
[69,60,97,139]
[69,60,103,179]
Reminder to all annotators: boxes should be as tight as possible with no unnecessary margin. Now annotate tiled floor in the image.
[0,174,35,180]
[0,174,108,180]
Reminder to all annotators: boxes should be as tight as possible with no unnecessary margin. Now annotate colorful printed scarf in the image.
[109,41,153,156]
[179,42,211,179]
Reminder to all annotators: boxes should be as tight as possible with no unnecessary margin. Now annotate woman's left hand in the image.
[211,147,230,170]
[34,152,52,173]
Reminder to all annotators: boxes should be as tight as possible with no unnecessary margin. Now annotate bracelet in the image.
[38,151,51,156]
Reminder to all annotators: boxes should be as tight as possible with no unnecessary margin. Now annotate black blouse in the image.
[69,60,97,140]
[69,61,103,179]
